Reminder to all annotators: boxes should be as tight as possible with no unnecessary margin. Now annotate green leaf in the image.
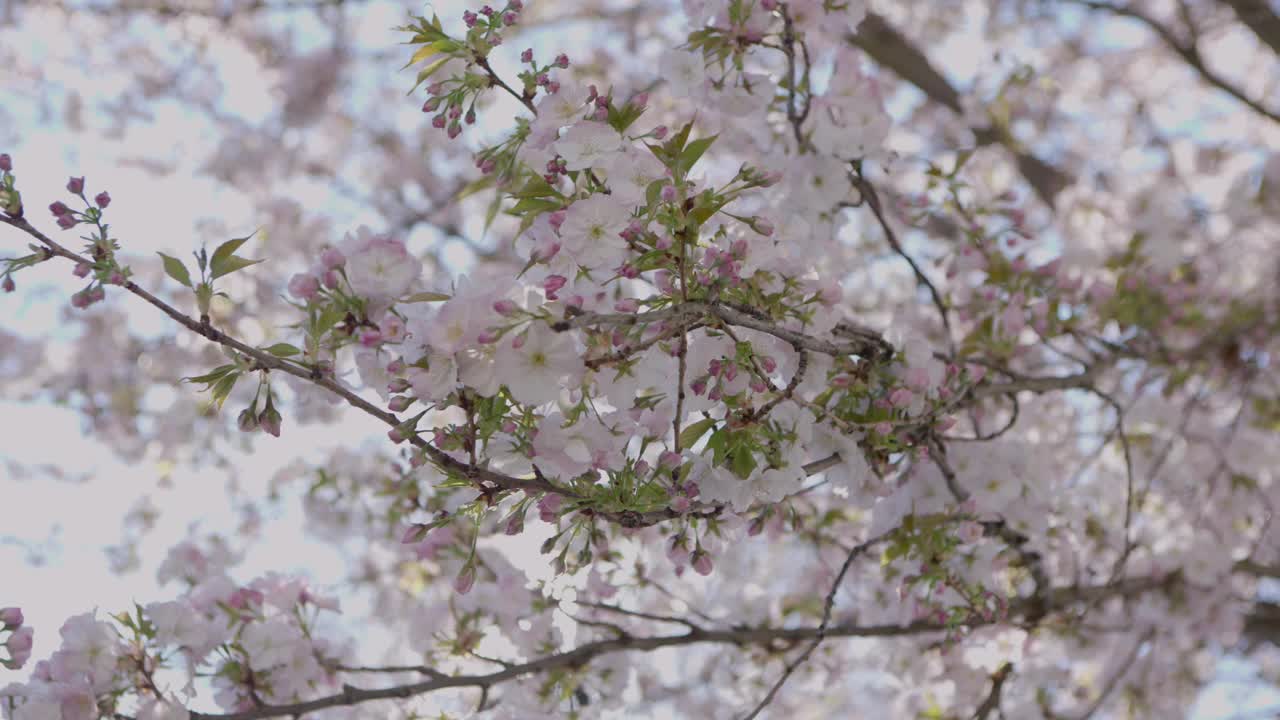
[184,364,236,385]
[453,175,496,202]
[208,371,241,410]
[677,134,718,175]
[261,343,301,357]
[210,232,263,280]
[211,255,264,280]
[679,418,716,449]
[409,56,453,93]
[402,39,457,70]
[403,291,452,303]
[729,446,757,479]
[157,253,193,288]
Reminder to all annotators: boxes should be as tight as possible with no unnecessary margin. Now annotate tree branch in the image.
[848,12,1073,207]
[1067,0,1280,125]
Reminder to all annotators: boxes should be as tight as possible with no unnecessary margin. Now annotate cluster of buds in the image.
[1,607,32,670]
[238,387,283,437]
[287,246,345,303]
[49,177,111,230]
[423,81,477,140]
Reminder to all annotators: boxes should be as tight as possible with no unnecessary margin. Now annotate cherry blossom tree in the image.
[3,0,1280,718]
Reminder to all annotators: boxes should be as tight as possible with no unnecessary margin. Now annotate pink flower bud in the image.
[543,274,567,298]
[454,564,476,594]
[652,125,668,139]
[388,378,411,393]
[323,269,341,289]
[555,53,569,68]
[6,626,33,653]
[670,495,691,513]
[503,11,517,25]
[521,48,534,63]
[57,215,76,230]
[691,551,713,576]
[659,451,682,469]
[505,513,525,535]
[237,408,259,433]
[66,176,85,194]
[632,92,648,108]
[0,607,22,629]
[660,184,677,202]
[258,407,282,437]
[0,154,10,172]
[400,524,426,544]
[94,191,111,208]
[321,246,345,270]
[388,395,413,412]
[462,10,477,26]
[288,273,320,301]
[49,201,70,216]
[388,427,407,444]
[538,494,564,523]
[1,277,12,293]
[448,122,462,139]
[73,263,91,278]
[752,217,774,236]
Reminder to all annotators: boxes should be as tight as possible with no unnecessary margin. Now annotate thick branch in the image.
[1220,0,1280,58]
[1068,0,1280,125]
[185,576,1181,720]
[848,12,1072,207]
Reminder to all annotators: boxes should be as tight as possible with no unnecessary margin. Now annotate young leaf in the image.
[210,255,264,280]
[208,372,241,411]
[679,418,717,449]
[403,291,452,303]
[261,343,302,357]
[677,134,718,175]
[157,253,193,288]
[184,364,236,385]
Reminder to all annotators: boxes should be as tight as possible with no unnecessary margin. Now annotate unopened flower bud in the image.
[94,191,111,208]
[288,273,320,301]
[66,176,85,194]
[49,201,71,216]
[237,407,259,433]
[258,406,282,437]
[521,48,534,63]
[0,155,11,172]
[652,125,668,139]
[454,564,476,594]
[73,263,91,278]
[388,395,414,412]
[555,53,569,68]
[691,551,713,576]
[0,607,23,629]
